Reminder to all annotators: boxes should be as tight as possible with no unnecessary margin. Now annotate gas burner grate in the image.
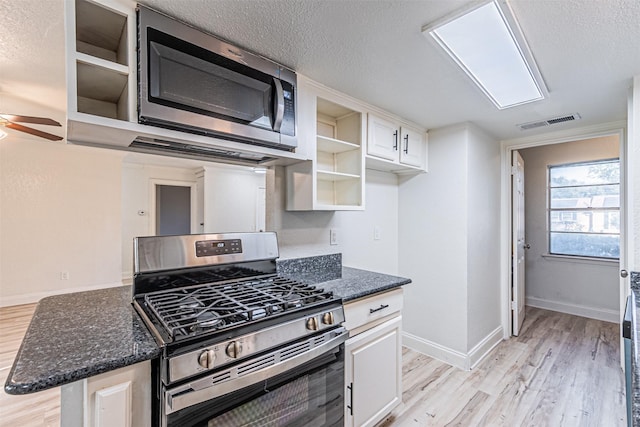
[143,275,333,340]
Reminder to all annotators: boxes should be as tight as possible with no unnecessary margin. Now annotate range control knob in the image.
[198,349,215,369]
[306,317,319,331]
[226,341,241,358]
[321,312,335,325]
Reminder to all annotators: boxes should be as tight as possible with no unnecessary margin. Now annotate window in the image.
[548,159,620,259]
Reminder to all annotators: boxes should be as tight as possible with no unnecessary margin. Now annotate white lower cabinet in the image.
[60,361,151,427]
[343,289,403,427]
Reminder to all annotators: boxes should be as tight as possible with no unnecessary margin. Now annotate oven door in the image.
[163,328,347,427]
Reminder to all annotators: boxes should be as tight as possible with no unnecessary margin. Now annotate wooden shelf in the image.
[317,135,360,154]
[317,170,361,181]
[76,52,129,74]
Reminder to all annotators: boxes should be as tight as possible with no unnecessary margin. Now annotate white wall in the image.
[398,125,469,353]
[0,137,124,306]
[121,163,200,279]
[519,137,620,321]
[201,165,266,234]
[466,125,501,347]
[268,166,400,274]
[398,123,501,367]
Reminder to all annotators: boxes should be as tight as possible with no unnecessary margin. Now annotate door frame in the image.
[499,120,627,338]
[149,178,198,235]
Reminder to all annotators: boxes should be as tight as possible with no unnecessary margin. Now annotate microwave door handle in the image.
[272,78,285,132]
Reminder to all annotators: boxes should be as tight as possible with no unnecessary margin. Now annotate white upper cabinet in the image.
[367,113,428,173]
[400,124,426,168]
[367,114,400,162]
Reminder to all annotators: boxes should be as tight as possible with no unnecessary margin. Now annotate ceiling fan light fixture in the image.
[423,0,548,109]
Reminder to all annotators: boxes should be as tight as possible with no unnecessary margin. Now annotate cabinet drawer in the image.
[343,288,403,331]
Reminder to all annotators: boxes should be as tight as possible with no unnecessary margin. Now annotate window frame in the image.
[547,158,620,260]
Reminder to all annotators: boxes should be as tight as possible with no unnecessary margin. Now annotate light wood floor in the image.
[0,304,60,427]
[380,307,626,427]
[0,305,625,427]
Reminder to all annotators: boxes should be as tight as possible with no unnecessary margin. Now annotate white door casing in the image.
[512,150,526,336]
[148,179,198,235]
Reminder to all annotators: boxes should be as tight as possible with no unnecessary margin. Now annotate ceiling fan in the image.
[0,114,63,141]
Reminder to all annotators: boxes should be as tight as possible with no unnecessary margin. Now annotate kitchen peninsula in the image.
[5,254,410,426]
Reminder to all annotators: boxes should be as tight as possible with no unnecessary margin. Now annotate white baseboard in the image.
[525,296,619,323]
[402,326,503,371]
[0,281,124,308]
[469,326,504,370]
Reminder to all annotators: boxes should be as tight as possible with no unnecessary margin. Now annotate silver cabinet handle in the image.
[403,134,409,154]
[621,270,629,278]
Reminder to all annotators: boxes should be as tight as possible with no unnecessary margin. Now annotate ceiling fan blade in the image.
[0,114,61,127]
[5,122,63,141]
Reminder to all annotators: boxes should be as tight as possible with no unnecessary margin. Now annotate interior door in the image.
[512,150,526,336]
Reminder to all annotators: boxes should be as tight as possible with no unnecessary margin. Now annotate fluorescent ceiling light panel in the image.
[424,1,546,109]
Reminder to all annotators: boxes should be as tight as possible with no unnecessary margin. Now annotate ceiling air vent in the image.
[517,113,581,131]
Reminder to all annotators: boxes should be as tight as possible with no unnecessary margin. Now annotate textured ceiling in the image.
[2,0,640,141]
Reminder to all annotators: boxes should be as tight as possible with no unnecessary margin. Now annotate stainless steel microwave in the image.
[137,5,297,151]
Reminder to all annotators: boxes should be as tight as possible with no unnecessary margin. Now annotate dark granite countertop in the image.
[318,267,411,302]
[5,254,410,396]
[4,286,160,395]
[278,254,411,302]
[630,272,640,426]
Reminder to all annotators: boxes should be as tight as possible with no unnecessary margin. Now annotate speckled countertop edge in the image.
[4,286,160,395]
[630,272,640,426]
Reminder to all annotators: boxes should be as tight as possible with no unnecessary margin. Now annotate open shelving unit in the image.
[314,98,363,208]
[286,82,365,211]
[67,0,136,122]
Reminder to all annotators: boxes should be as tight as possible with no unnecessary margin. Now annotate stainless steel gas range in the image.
[132,232,346,427]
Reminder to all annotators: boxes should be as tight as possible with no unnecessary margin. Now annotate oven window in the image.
[167,346,344,427]
[210,376,312,426]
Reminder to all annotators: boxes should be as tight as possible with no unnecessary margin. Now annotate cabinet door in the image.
[345,316,402,427]
[399,125,425,168]
[367,114,399,162]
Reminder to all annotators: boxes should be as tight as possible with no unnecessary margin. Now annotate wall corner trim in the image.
[402,326,503,371]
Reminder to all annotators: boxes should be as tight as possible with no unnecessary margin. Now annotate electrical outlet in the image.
[374,226,381,240]
[330,229,339,245]
[60,271,69,280]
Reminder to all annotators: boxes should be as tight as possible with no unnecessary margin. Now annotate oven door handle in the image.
[165,327,348,415]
